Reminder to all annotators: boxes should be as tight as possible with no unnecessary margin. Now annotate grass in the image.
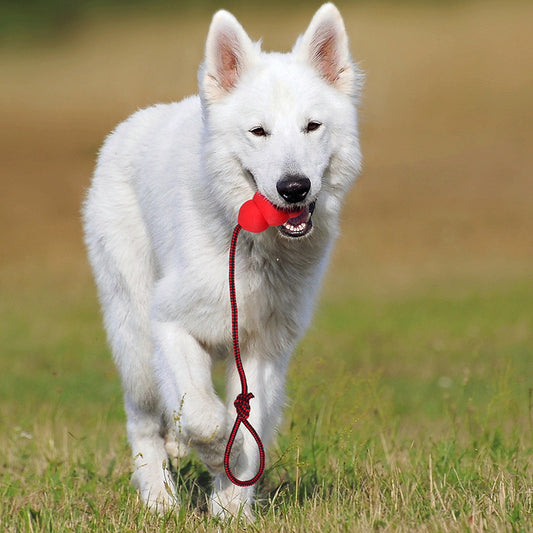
[1,274,532,532]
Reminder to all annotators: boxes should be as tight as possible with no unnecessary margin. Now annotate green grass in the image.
[1,274,532,531]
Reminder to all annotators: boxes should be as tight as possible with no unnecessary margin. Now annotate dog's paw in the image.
[192,423,244,474]
[190,417,244,475]
[131,461,178,514]
[183,402,242,473]
[209,482,254,523]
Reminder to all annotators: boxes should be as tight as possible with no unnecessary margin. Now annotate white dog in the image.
[83,2,362,519]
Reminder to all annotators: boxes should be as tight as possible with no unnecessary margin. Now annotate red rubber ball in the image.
[238,199,269,232]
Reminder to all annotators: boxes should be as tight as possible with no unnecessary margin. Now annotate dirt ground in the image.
[1,1,532,293]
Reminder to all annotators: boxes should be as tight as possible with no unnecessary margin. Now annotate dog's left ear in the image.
[294,3,360,99]
[201,10,258,103]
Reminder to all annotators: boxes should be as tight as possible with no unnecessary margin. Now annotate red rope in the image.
[224,224,266,487]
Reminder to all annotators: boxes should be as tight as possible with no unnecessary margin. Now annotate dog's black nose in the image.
[276,175,311,204]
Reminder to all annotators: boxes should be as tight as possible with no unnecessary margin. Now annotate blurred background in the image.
[1,0,532,420]
[1,0,532,289]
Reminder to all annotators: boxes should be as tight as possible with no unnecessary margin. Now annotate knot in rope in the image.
[234,392,253,420]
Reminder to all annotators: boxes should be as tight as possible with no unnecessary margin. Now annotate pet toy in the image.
[224,193,303,486]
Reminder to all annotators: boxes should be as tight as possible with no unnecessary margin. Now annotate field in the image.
[1,1,532,531]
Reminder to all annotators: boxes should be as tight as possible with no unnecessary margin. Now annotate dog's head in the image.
[199,3,363,239]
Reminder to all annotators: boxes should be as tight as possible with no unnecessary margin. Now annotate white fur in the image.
[83,3,362,519]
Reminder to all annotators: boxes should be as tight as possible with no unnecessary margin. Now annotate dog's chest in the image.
[235,247,308,337]
[186,249,302,346]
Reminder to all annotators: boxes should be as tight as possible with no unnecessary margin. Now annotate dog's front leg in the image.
[152,321,241,474]
[210,351,289,520]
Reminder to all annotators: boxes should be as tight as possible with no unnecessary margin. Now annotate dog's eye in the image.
[306,121,322,133]
[249,126,267,137]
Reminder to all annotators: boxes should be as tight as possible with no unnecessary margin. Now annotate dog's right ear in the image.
[201,10,258,103]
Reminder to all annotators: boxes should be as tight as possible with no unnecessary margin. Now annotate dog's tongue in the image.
[239,193,304,233]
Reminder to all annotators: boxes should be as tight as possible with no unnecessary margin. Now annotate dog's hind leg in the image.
[83,176,179,512]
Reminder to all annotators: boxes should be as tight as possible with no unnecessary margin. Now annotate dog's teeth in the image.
[281,203,315,236]
[283,221,308,234]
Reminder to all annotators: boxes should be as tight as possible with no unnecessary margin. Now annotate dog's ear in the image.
[294,3,360,99]
[201,10,258,102]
